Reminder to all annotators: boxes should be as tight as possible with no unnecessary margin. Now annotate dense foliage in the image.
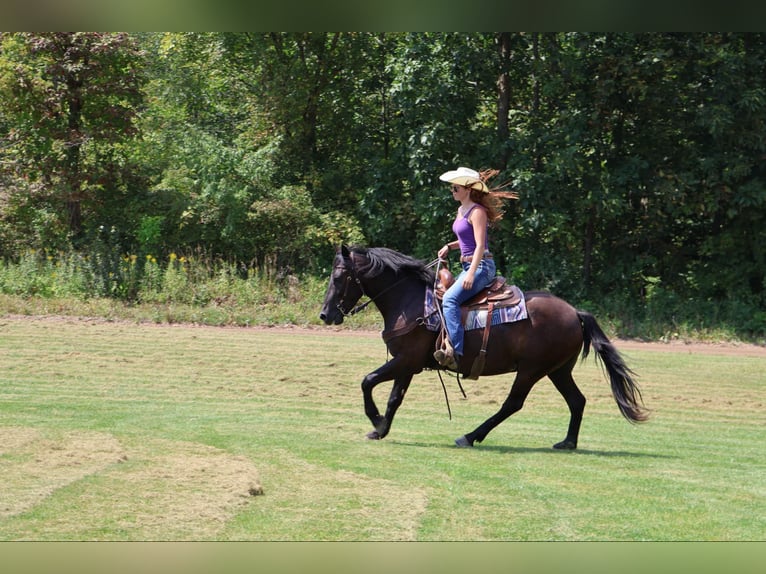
[1,33,764,337]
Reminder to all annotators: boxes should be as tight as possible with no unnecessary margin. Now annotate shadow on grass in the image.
[388,439,676,459]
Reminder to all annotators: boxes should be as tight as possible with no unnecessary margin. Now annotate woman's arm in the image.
[463,207,488,289]
[438,240,459,260]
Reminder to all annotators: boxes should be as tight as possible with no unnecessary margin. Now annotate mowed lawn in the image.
[0,316,764,541]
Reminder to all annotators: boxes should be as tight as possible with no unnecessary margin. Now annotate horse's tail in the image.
[578,310,649,423]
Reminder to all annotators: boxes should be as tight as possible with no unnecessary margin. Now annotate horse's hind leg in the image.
[455,369,543,447]
[548,358,586,450]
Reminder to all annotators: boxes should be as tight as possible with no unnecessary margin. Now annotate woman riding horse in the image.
[319,246,647,449]
[434,167,518,370]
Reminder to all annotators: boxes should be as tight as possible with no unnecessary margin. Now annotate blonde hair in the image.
[469,169,519,224]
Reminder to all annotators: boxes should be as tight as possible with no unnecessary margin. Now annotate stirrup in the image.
[434,342,459,370]
[433,348,449,364]
[433,336,452,360]
[434,351,459,371]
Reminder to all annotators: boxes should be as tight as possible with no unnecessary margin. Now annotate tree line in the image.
[1,33,764,335]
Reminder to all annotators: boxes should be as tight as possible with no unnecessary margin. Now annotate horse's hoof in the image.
[455,435,473,448]
[553,439,577,450]
[366,430,381,440]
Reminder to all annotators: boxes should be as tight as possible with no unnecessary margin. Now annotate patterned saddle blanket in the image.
[423,284,528,332]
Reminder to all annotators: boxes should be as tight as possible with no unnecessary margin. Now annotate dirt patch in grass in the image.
[0,427,262,540]
[69,438,264,540]
[1,425,426,541]
[0,428,127,519]
[241,448,430,541]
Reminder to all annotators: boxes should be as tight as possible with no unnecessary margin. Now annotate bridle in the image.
[336,253,371,317]
[335,251,441,318]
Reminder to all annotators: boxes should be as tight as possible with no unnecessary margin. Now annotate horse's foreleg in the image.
[371,374,413,440]
[361,357,408,440]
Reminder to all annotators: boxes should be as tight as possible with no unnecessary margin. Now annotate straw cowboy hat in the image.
[438,166,489,193]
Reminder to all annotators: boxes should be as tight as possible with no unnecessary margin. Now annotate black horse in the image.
[319,246,648,449]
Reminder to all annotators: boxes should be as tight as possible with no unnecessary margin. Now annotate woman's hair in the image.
[470,169,519,224]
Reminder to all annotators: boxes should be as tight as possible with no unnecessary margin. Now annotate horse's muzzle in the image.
[319,310,344,325]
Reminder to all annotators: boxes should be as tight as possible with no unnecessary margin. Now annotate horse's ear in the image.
[341,244,351,258]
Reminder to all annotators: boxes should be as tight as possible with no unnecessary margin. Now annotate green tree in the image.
[136,33,364,268]
[0,32,145,250]
[0,32,762,335]
[134,32,261,260]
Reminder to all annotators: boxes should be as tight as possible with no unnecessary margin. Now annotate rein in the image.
[432,258,467,418]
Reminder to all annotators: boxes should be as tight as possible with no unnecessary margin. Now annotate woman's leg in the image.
[442,260,496,357]
[442,272,468,357]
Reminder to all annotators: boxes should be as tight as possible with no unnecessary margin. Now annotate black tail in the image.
[578,311,649,423]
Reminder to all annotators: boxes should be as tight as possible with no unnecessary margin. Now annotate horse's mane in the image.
[350,247,435,284]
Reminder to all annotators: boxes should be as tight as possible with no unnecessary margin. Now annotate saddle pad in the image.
[423,286,528,332]
[464,301,528,330]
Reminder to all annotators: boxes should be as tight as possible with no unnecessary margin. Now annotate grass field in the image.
[0,316,764,541]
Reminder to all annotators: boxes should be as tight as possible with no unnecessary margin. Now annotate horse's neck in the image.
[367,274,425,328]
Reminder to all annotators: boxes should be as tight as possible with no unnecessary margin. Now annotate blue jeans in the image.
[442,259,496,357]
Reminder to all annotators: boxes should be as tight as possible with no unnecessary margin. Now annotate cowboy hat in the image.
[438,166,489,193]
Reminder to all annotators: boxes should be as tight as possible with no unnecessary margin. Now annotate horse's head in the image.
[319,245,365,325]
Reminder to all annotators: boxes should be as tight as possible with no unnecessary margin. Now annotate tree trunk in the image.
[531,33,542,173]
[496,32,511,169]
[583,206,595,291]
[65,58,84,239]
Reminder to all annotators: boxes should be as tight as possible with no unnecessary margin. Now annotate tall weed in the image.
[0,249,760,340]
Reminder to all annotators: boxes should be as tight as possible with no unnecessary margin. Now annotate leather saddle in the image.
[433,266,524,380]
[435,268,521,310]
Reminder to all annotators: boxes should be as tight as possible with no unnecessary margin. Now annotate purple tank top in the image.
[452,205,487,257]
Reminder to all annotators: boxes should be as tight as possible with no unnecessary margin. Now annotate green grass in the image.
[0,317,764,540]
